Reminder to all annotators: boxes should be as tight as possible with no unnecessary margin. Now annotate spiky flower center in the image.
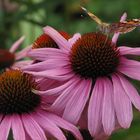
[0,49,15,71]
[32,31,71,49]
[0,70,41,114]
[70,33,120,79]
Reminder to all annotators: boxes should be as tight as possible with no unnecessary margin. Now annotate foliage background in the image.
[1,0,140,139]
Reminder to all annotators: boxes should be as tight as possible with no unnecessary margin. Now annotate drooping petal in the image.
[34,78,77,95]
[34,112,66,140]
[12,60,34,69]
[50,77,81,115]
[10,36,25,53]
[63,79,92,124]
[25,67,74,81]
[68,33,81,47]
[22,59,69,72]
[88,78,104,136]
[36,78,63,91]
[119,67,140,81]
[112,74,133,128]
[119,46,140,55]
[15,45,32,60]
[28,48,69,61]
[119,57,140,67]
[118,57,140,81]
[102,78,115,135]
[112,12,127,44]
[43,26,71,51]
[12,114,25,140]
[46,112,83,140]
[117,74,140,111]
[0,116,11,140]
[22,114,47,140]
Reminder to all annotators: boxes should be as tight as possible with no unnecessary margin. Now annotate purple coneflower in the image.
[0,69,82,140]
[32,31,71,49]
[22,13,140,137]
[30,31,72,91]
[0,36,32,71]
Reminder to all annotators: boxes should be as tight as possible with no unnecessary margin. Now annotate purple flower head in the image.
[22,13,140,138]
[0,69,83,140]
[0,36,33,71]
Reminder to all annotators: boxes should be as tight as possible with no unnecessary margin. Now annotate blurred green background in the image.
[1,0,140,139]
[1,0,140,49]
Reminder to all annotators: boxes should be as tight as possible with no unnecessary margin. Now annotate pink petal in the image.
[10,36,25,53]
[118,57,140,81]
[28,48,69,61]
[120,12,127,21]
[112,74,133,128]
[119,46,140,55]
[26,67,72,76]
[12,60,34,69]
[22,114,47,140]
[119,68,140,80]
[35,78,77,95]
[22,59,69,72]
[119,68,140,81]
[68,33,81,47]
[119,57,140,67]
[15,45,32,60]
[25,69,74,81]
[88,78,104,136]
[112,12,127,44]
[0,116,11,140]
[34,112,66,140]
[102,78,115,135]
[117,74,140,111]
[50,77,81,115]
[46,112,83,140]
[12,114,25,140]
[37,78,63,91]
[63,79,92,124]
[43,26,71,52]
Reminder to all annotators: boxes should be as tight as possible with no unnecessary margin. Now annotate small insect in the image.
[81,7,140,34]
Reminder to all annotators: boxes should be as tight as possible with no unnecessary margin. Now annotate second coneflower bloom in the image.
[0,36,32,71]
[0,69,83,140]
[23,14,140,137]
[32,31,71,49]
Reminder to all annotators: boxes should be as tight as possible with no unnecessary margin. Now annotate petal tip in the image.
[20,35,25,40]
[43,25,54,33]
[120,12,127,21]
